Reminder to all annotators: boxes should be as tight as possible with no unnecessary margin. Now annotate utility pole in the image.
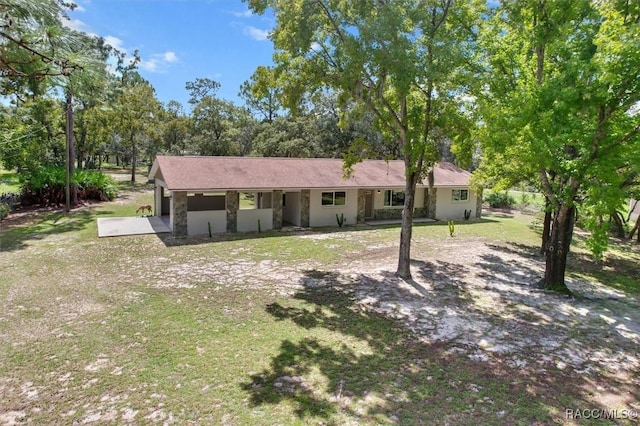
[65,92,72,212]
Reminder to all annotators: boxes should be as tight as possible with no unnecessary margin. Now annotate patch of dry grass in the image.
[0,191,638,425]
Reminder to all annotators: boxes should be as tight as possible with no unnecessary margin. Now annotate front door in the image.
[364,191,374,219]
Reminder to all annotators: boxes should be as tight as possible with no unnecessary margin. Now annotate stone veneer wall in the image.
[357,189,366,222]
[300,189,310,227]
[172,191,188,236]
[427,187,437,219]
[373,208,426,220]
[374,209,403,220]
[272,190,283,230]
[226,190,238,233]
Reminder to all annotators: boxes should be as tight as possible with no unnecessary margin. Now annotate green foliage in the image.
[476,0,640,289]
[485,192,515,209]
[19,166,117,206]
[73,169,117,201]
[0,202,9,220]
[247,0,483,278]
[448,220,455,237]
[336,213,345,228]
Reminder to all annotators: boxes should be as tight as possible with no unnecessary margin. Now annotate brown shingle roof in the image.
[150,156,471,191]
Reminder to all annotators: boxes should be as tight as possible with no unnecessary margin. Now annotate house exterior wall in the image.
[171,191,188,236]
[309,189,358,227]
[371,187,426,219]
[188,211,226,235]
[226,190,238,233]
[238,208,274,232]
[272,190,283,229]
[435,188,478,220]
[631,199,639,221]
[283,192,301,226]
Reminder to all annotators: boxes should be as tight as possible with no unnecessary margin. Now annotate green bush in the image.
[74,170,118,201]
[0,202,9,220]
[19,167,117,206]
[485,191,516,209]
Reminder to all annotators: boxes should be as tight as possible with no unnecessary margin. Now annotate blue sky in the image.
[66,0,275,108]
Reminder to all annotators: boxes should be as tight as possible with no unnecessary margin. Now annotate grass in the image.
[483,188,546,214]
[0,168,21,194]
[0,190,638,424]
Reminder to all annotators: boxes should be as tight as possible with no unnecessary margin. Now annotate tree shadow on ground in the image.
[0,207,108,252]
[476,243,544,288]
[240,268,622,424]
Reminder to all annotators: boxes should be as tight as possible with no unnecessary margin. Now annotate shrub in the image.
[19,167,117,206]
[0,202,9,220]
[485,191,515,209]
[74,170,117,201]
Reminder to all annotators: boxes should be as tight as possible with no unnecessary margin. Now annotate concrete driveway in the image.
[97,216,171,237]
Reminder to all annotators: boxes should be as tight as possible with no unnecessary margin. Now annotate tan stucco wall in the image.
[238,209,274,232]
[309,189,359,227]
[435,188,478,220]
[188,210,226,235]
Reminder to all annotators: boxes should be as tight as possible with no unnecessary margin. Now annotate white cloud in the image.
[139,52,179,73]
[73,4,86,12]
[244,26,270,41]
[63,18,92,33]
[229,10,253,18]
[139,58,159,72]
[163,51,178,63]
[103,35,127,53]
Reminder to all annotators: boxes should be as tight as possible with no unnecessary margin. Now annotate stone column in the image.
[171,191,188,236]
[272,190,283,230]
[300,189,310,228]
[475,187,483,219]
[226,190,238,233]
[427,187,437,219]
[357,189,366,223]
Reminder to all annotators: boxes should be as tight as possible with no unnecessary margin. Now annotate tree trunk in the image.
[543,204,575,294]
[610,210,626,239]
[130,132,137,184]
[396,171,420,279]
[541,198,552,255]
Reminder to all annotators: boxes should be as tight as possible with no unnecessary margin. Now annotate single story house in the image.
[148,156,481,236]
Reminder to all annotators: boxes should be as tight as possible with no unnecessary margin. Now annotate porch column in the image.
[357,189,366,223]
[427,187,437,219]
[300,189,310,228]
[475,187,483,219]
[226,190,238,233]
[171,191,188,236]
[154,185,162,217]
[272,190,283,230]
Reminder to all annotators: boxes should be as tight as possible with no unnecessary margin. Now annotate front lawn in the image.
[0,189,638,425]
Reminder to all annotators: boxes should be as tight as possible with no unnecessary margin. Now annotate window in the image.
[321,191,346,206]
[383,190,405,207]
[452,189,469,202]
[282,193,286,207]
